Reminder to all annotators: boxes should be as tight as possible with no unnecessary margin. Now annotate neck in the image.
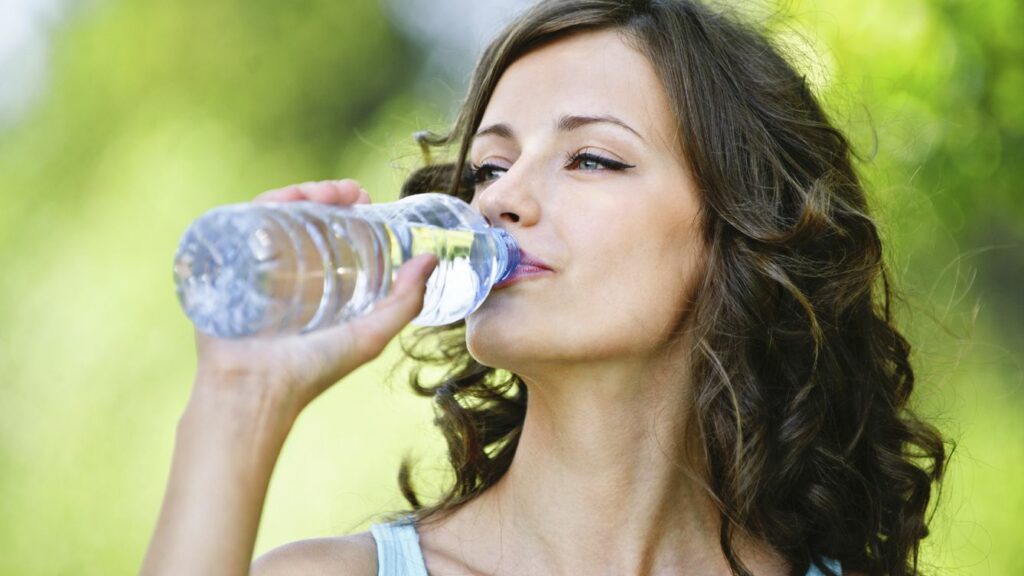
[499,358,710,573]
[447,351,782,576]
[420,345,792,576]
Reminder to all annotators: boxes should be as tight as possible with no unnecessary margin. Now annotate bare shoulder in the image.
[250,531,377,576]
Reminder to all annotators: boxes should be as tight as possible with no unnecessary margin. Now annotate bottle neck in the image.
[492,228,521,284]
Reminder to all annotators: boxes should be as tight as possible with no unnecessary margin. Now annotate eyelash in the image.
[469,162,505,185]
[470,152,635,185]
[564,151,635,172]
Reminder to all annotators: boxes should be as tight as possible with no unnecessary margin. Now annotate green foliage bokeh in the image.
[0,1,1019,574]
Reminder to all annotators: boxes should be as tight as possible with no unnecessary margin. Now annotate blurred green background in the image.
[0,0,1019,573]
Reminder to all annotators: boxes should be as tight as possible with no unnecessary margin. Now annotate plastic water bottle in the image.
[173,192,520,338]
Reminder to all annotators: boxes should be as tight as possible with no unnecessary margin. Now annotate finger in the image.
[253,185,307,203]
[341,253,437,358]
[355,186,371,205]
[297,179,362,206]
[368,254,438,317]
[304,254,438,380]
[253,180,364,205]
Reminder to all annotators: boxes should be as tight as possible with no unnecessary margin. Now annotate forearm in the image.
[140,384,298,576]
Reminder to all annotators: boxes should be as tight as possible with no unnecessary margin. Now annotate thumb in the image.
[361,253,439,339]
[306,254,438,377]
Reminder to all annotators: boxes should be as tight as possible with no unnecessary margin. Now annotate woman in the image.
[141,1,947,575]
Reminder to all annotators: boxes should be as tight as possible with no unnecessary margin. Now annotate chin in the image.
[465,322,510,369]
[465,315,533,370]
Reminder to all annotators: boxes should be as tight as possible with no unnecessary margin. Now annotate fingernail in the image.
[419,255,438,279]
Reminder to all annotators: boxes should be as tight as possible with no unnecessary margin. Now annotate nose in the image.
[472,164,541,229]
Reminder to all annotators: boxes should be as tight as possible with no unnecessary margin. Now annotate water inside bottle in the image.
[175,204,504,337]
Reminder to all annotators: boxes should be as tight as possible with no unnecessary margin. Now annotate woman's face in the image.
[466,29,704,374]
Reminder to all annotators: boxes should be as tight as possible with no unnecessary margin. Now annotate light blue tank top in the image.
[370,518,843,576]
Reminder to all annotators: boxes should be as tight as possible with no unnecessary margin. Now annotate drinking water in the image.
[173,193,520,338]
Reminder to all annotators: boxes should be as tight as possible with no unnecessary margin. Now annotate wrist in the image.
[146,376,295,576]
[183,373,300,445]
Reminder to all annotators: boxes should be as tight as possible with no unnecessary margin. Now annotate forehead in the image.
[479,29,678,148]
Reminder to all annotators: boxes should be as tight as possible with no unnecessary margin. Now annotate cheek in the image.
[595,263,693,346]
[560,224,701,351]
[464,207,704,365]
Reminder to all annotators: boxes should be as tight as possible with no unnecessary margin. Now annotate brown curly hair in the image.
[388,1,948,575]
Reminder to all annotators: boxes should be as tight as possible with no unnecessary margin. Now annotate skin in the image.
[412,30,789,576]
[464,36,702,375]
[140,179,437,576]
[142,29,803,576]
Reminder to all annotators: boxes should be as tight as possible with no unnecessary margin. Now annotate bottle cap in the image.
[492,228,521,283]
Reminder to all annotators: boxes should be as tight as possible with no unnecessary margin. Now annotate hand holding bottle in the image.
[174,179,519,339]
[141,180,436,576]
[191,179,439,416]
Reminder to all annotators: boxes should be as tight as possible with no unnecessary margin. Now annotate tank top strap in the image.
[807,557,843,575]
[368,518,840,576]
[369,517,429,576]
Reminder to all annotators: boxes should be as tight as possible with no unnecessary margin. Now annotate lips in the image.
[494,248,553,290]
[516,250,553,272]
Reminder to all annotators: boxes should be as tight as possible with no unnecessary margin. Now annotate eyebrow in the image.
[473,114,646,142]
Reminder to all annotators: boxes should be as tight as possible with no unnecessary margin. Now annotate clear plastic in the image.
[173,193,520,338]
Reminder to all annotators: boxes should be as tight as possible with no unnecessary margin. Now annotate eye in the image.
[470,162,508,186]
[565,150,635,172]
